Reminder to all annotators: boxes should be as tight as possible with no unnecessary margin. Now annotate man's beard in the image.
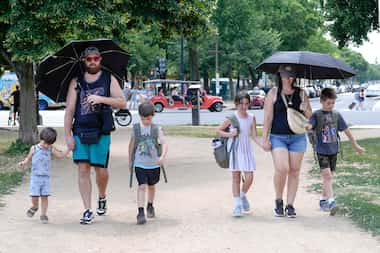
[85,65,101,74]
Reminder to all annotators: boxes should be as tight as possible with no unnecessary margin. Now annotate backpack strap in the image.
[150,124,162,156]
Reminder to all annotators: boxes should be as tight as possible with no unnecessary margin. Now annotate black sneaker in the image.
[96,197,107,216]
[137,212,146,225]
[147,205,155,218]
[274,199,284,217]
[285,204,297,218]
[80,209,94,225]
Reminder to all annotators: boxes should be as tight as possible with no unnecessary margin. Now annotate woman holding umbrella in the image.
[262,65,312,218]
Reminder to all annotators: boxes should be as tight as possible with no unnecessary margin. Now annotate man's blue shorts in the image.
[270,133,307,153]
[73,134,111,168]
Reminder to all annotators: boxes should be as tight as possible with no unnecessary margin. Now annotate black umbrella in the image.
[256,51,355,79]
[36,39,129,102]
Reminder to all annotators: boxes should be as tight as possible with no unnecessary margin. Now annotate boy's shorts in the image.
[270,134,307,153]
[30,175,50,197]
[135,167,160,186]
[317,153,338,172]
[73,134,110,168]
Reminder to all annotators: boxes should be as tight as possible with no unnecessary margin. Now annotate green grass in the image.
[0,130,28,207]
[308,138,380,236]
[163,125,263,138]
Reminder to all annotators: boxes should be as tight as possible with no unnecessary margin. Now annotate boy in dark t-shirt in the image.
[306,88,365,215]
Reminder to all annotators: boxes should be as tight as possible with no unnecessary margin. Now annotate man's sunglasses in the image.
[84,56,101,62]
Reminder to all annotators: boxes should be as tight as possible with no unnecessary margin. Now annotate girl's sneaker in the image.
[285,204,296,218]
[40,215,49,224]
[80,209,94,225]
[241,196,250,213]
[26,207,38,218]
[232,205,243,217]
[273,199,284,217]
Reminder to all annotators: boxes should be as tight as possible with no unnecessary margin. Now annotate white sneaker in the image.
[241,196,250,212]
[232,205,243,217]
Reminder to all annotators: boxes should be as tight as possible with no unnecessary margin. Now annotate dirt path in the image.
[0,128,379,253]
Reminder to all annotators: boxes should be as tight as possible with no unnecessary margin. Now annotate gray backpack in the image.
[212,115,240,168]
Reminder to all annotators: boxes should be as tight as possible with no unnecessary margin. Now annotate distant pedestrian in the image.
[8,85,20,126]
[18,127,70,224]
[357,88,365,110]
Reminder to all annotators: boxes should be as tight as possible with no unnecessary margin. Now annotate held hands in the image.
[262,138,272,152]
[66,135,75,151]
[305,123,313,131]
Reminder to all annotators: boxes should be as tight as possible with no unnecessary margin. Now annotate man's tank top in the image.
[73,71,111,134]
[271,87,303,135]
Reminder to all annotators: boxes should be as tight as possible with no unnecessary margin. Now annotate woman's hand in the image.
[262,138,272,152]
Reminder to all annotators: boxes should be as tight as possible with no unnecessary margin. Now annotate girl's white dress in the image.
[228,112,256,171]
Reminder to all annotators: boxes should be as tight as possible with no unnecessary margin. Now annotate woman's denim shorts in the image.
[270,133,307,153]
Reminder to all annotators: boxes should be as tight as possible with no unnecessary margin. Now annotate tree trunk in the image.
[237,74,240,92]
[249,66,259,87]
[228,65,235,100]
[188,39,200,81]
[15,62,38,144]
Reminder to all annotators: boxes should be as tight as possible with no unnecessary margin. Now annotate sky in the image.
[350,31,380,64]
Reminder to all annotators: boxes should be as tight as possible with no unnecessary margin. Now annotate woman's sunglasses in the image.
[85,56,101,62]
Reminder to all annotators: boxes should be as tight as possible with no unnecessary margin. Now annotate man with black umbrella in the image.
[64,47,126,225]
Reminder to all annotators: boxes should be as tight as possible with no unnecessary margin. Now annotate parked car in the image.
[247,89,265,109]
[366,83,380,97]
[304,85,316,98]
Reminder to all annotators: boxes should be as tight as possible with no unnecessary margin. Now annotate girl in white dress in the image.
[217,93,263,217]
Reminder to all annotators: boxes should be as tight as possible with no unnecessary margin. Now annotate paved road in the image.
[0,93,379,127]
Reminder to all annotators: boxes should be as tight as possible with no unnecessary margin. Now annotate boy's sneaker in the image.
[96,197,107,216]
[285,204,297,218]
[137,212,146,225]
[40,215,49,224]
[26,207,38,218]
[241,196,250,213]
[147,205,155,218]
[319,200,329,212]
[80,209,94,225]
[232,205,243,217]
[329,200,339,216]
[273,199,284,217]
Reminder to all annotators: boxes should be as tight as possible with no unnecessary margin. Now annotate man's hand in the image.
[87,94,104,105]
[66,135,75,151]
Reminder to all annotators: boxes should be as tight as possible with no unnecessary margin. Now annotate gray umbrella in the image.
[256,51,355,79]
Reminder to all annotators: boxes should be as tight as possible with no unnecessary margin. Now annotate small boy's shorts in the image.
[135,167,160,186]
[30,175,50,196]
[317,153,338,172]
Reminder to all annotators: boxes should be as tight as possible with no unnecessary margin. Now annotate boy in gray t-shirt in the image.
[19,127,69,224]
[306,88,365,215]
[129,102,168,225]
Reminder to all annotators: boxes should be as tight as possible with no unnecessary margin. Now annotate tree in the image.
[0,0,209,144]
[322,0,379,47]
[213,0,280,98]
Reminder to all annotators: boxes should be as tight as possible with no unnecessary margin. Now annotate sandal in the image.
[26,207,38,217]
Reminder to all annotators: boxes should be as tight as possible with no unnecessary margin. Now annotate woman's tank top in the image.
[271,87,302,135]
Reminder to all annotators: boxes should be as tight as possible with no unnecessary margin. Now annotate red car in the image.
[247,89,265,109]
[144,80,224,113]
